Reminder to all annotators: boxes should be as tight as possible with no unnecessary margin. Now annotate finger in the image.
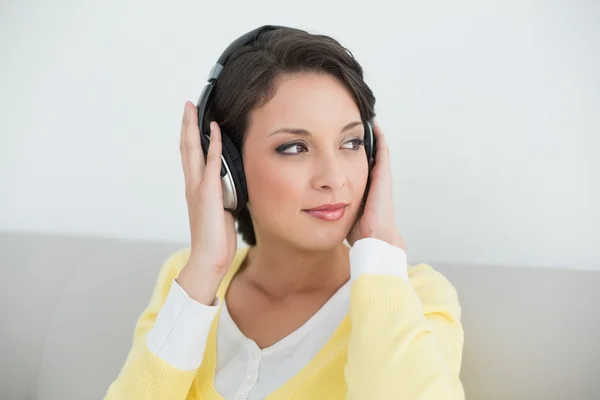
[205,121,223,181]
[180,101,204,189]
[372,120,390,165]
[371,121,395,194]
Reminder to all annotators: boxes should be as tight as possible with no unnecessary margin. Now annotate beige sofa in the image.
[1,231,598,399]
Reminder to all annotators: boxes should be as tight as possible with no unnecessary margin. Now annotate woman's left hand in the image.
[346,121,406,251]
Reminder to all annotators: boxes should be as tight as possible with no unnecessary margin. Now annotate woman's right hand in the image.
[176,101,238,305]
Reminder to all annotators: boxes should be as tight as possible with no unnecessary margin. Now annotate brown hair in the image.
[206,27,376,246]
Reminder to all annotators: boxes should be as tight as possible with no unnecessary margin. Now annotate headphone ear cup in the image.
[364,120,375,169]
[219,131,248,211]
[358,120,376,216]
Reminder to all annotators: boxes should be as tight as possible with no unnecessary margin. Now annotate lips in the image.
[303,203,348,221]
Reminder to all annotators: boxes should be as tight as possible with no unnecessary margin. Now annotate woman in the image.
[105,25,464,399]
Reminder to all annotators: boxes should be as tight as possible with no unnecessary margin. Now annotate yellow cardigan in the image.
[105,246,465,399]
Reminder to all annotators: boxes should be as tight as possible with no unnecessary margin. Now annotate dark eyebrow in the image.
[268,121,363,137]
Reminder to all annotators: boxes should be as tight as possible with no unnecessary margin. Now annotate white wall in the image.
[1,0,598,270]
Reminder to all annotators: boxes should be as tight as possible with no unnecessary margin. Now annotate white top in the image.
[146,238,408,400]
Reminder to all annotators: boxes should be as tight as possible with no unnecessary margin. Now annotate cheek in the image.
[245,156,305,211]
[348,157,369,196]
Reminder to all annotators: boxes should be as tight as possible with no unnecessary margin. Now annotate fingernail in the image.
[183,102,189,118]
[209,121,215,134]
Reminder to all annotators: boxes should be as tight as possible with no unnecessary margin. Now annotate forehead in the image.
[247,72,361,138]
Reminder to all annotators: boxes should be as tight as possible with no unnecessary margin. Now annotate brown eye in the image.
[342,138,365,151]
[277,142,309,155]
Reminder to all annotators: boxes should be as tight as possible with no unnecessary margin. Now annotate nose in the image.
[311,151,347,190]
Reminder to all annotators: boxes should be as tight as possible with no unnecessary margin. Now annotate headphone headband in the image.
[214,25,284,75]
[205,25,284,84]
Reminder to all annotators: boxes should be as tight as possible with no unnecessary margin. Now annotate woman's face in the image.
[242,72,369,250]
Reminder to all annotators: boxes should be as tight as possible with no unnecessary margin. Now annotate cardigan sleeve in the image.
[104,247,218,399]
[344,238,465,399]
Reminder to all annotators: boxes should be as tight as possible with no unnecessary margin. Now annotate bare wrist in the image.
[176,264,222,306]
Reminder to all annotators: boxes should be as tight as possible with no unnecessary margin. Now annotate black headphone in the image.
[196,25,376,212]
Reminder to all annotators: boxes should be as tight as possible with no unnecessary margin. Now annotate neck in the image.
[239,232,350,300]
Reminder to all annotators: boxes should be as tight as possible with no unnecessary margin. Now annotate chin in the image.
[260,206,357,251]
[292,223,350,252]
